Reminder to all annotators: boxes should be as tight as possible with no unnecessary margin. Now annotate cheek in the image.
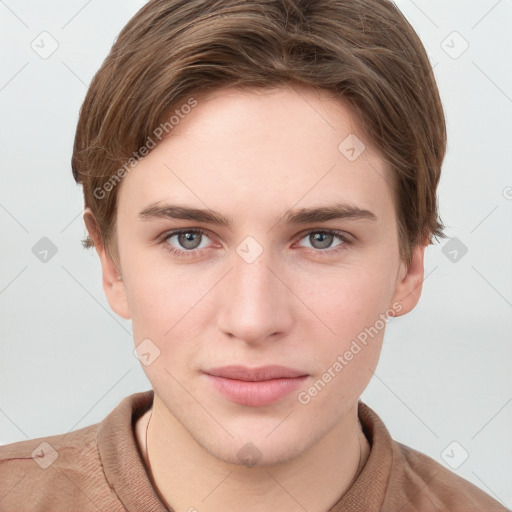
[299,281,388,407]
[123,244,192,313]
[296,265,396,397]
[125,260,217,351]
[305,264,396,339]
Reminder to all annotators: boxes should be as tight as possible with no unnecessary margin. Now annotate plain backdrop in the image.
[1,0,511,507]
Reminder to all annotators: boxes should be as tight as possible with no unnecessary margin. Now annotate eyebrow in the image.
[138,202,377,226]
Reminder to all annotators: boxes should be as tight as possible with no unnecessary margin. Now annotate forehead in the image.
[117,85,395,228]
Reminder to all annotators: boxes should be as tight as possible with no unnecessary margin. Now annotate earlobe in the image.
[390,244,427,317]
[83,208,131,320]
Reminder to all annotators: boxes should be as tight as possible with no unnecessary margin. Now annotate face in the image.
[91,85,425,466]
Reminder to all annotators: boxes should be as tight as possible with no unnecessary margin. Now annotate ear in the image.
[389,243,427,316]
[83,208,131,319]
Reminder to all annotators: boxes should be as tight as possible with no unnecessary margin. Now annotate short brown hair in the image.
[72,0,446,268]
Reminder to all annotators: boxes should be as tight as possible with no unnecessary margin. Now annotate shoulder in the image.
[356,401,509,512]
[386,440,509,512]
[0,423,120,510]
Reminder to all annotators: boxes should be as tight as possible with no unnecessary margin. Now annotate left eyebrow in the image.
[137,201,377,226]
[283,203,377,224]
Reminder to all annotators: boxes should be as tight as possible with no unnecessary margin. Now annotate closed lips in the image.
[204,365,308,381]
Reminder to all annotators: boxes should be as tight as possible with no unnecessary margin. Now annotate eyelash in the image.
[160,228,353,259]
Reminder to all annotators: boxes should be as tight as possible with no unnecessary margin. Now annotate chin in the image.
[211,439,307,468]
[192,422,320,468]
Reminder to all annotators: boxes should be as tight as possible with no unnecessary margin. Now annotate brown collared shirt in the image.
[0,390,508,511]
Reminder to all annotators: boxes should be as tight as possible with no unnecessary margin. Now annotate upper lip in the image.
[204,365,308,381]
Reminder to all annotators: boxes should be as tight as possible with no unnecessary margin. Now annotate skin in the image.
[85,85,426,512]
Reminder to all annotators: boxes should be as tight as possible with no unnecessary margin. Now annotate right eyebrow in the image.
[138,204,231,226]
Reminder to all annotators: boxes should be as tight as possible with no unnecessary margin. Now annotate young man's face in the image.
[92,85,425,466]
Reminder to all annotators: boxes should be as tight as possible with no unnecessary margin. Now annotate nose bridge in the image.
[231,244,278,315]
[217,240,293,342]
[234,249,274,301]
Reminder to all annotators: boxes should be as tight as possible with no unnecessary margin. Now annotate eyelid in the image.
[294,227,354,243]
[160,227,353,243]
[293,229,353,253]
[161,227,216,249]
[160,227,353,258]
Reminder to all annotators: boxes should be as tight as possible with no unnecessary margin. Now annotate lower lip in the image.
[204,374,308,407]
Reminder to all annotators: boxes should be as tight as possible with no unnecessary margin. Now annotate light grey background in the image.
[1,0,511,507]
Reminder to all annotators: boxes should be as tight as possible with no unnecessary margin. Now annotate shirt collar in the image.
[97,391,393,512]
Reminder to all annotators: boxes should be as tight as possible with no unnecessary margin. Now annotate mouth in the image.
[203,365,309,407]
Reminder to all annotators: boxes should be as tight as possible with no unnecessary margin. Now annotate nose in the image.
[216,246,295,346]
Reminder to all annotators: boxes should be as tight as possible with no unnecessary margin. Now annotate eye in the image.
[163,228,213,257]
[160,227,352,259]
[296,230,351,253]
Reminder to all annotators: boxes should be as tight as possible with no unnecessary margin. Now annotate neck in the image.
[135,402,370,512]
